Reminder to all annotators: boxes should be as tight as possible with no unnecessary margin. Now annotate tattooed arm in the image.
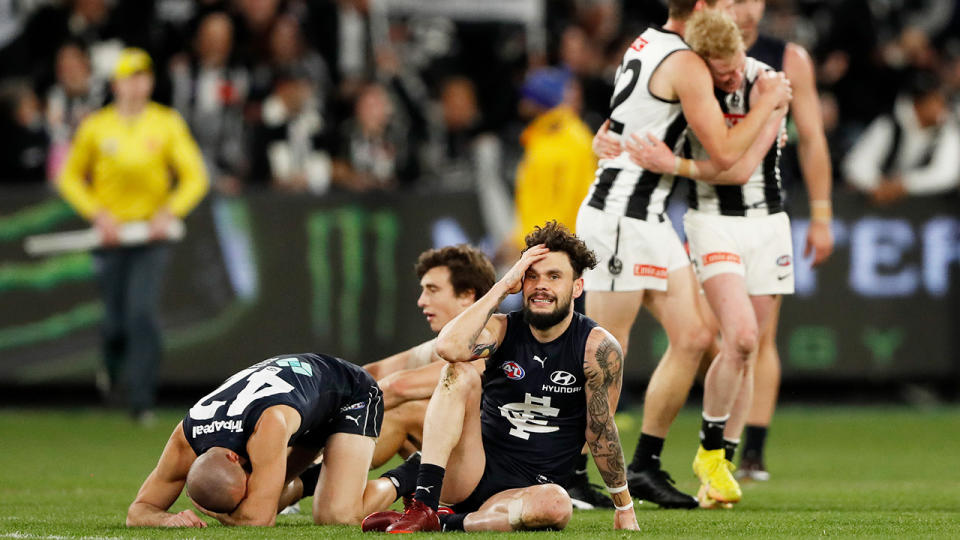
[435,245,549,363]
[583,328,639,530]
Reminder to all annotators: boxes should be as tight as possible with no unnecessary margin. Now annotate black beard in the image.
[522,295,572,330]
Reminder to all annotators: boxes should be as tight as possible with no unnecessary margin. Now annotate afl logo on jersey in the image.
[549,371,577,386]
[776,255,792,267]
[502,361,525,380]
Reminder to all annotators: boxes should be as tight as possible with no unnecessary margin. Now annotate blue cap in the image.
[521,67,571,109]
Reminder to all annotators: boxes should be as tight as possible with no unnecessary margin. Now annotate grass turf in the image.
[1,406,958,539]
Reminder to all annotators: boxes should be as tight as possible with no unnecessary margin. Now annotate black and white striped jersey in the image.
[585,26,690,221]
[684,57,786,216]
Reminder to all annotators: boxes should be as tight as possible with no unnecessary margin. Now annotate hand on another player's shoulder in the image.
[756,70,792,109]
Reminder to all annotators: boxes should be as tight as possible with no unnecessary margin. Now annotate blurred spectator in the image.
[0,79,49,184]
[559,24,612,130]
[264,14,333,116]
[4,0,122,87]
[505,67,594,257]
[251,68,330,193]
[45,42,107,179]
[420,76,483,191]
[56,48,209,423]
[843,70,960,205]
[332,81,416,191]
[233,0,283,101]
[170,12,249,195]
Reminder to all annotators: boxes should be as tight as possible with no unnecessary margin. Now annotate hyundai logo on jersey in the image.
[502,361,525,380]
[549,371,577,386]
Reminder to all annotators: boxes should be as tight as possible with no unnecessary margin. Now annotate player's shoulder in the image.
[583,326,622,359]
[782,42,815,77]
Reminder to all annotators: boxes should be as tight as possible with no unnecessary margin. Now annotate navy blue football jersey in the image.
[183,353,382,458]
[481,310,597,486]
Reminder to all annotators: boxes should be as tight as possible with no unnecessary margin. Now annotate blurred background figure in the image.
[0,78,48,185]
[332,81,415,192]
[251,68,329,194]
[170,11,249,196]
[843,69,960,206]
[503,67,594,264]
[45,42,107,180]
[55,48,209,424]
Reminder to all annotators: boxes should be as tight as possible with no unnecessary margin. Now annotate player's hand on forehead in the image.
[503,244,549,293]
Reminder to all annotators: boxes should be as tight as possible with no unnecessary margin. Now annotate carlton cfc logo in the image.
[501,361,525,380]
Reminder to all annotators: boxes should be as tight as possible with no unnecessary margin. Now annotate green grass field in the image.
[1,406,958,539]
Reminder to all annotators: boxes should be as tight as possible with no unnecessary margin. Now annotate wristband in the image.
[672,156,681,176]
[606,483,629,494]
[810,199,832,223]
[614,500,634,511]
[677,158,699,179]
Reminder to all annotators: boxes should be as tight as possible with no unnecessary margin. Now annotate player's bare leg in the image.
[421,361,486,503]
[456,484,572,532]
[725,294,779,444]
[619,267,711,509]
[642,266,714,440]
[584,290,644,358]
[313,433,398,525]
[371,399,426,468]
[737,296,782,480]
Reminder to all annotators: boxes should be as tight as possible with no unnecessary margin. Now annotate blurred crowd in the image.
[0,0,958,203]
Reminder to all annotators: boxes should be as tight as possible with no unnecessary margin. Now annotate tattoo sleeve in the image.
[583,335,627,488]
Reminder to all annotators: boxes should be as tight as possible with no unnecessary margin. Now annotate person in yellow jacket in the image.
[511,68,596,252]
[57,48,209,423]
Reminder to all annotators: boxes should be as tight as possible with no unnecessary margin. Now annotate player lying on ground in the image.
[362,222,640,532]
[126,353,420,527]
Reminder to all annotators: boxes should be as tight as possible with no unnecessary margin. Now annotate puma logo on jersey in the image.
[344,414,361,426]
[416,485,434,494]
[533,356,546,368]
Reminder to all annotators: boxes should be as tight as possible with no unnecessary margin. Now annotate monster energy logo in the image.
[307,207,399,356]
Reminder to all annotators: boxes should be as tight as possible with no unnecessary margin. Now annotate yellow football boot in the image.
[692,446,742,507]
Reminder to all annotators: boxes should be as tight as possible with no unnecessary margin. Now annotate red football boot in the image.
[362,496,412,532]
[385,500,441,533]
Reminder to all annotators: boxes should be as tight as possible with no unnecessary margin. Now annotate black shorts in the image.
[296,370,383,448]
[450,444,546,514]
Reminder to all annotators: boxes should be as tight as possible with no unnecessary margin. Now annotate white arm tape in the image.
[606,483,628,494]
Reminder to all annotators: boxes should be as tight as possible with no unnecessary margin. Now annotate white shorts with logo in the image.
[576,204,690,292]
[683,210,795,295]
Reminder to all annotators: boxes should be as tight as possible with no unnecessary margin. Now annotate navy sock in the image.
[743,425,768,460]
[723,438,739,462]
[700,414,728,451]
[631,433,665,471]
[414,463,445,511]
[440,513,467,531]
[381,452,422,501]
[298,462,322,497]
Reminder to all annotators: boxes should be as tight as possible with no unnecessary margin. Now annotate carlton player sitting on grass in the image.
[362,222,640,532]
[126,353,420,527]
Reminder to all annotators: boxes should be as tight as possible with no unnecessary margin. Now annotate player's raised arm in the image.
[582,328,639,530]
[435,245,549,363]
[658,43,788,171]
[126,423,207,528]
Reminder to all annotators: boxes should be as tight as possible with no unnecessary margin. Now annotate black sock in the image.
[381,452,421,501]
[439,513,467,531]
[413,463,445,511]
[299,462,322,497]
[743,425,768,460]
[630,433,665,471]
[570,453,589,485]
[723,438,739,462]
[700,414,728,451]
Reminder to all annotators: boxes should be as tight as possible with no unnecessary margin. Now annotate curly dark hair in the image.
[523,221,598,278]
[415,245,496,300]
